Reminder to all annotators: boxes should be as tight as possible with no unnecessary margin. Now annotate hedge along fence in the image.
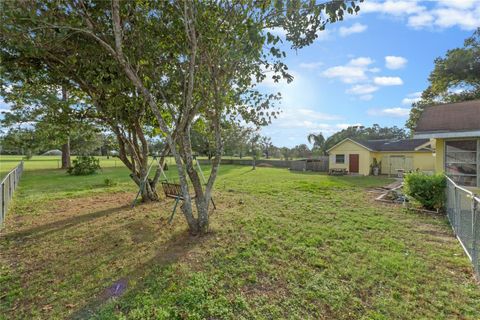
[1,161,24,227]
[198,157,329,172]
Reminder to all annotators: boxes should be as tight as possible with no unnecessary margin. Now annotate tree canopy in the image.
[1,0,362,234]
[406,27,480,131]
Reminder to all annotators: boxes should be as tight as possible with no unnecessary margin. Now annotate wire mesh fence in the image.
[1,161,24,227]
[445,175,480,277]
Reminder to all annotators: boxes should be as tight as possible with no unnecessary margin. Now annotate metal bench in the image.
[161,182,216,223]
[329,168,348,176]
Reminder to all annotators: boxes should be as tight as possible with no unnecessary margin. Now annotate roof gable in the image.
[326,138,373,153]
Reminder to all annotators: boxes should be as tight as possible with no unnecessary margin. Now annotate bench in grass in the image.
[161,181,216,223]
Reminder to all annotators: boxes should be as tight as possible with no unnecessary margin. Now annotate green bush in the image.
[67,156,101,175]
[104,178,117,187]
[403,172,446,211]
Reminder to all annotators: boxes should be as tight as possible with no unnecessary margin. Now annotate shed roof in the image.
[328,138,431,153]
[415,100,480,133]
[351,138,431,152]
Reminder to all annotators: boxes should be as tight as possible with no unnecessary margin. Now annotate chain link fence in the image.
[445,175,480,277]
[1,161,24,227]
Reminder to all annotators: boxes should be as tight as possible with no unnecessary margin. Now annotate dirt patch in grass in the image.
[4,192,133,237]
[0,191,228,319]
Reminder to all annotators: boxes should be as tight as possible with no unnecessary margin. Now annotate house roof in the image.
[328,138,431,153]
[352,138,431,152]
[415,100,480,135]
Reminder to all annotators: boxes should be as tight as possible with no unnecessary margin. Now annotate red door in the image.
[349,154,359,173]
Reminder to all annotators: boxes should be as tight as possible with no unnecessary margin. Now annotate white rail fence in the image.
[1,161,24,226]
[445,175,480,278]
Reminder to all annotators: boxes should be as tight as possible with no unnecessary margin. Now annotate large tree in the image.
[407,28,480,131]
[1,0,361,234]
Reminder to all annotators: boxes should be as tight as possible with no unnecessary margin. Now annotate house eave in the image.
[414,130,480,139]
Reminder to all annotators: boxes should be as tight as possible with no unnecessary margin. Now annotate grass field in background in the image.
[0,155,181,181]
[1,165,480,319]
[0,154,292,180]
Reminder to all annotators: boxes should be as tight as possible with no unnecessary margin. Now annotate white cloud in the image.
[299,62,324,70]
[271,107,351,136]
[408,13,434,28]
[433,8,480,30]
[373,76,403,86]
[359,94,374,101]
[322,57,374,83]
[368,107,410,117]
[275,107,341,129]
[322,65,367,84]
[437,0,477,10]
[385,56,407,69]
[339,23,368,37]
[346,84,379,95]
[401,91,422,105]
[361,1,425,16]
[349,57,374,67]
[362,0,480,31]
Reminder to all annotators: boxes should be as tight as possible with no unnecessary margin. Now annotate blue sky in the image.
[259,0,480,147]
[1,0,479,148]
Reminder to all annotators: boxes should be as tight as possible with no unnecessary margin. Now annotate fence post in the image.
[452,186,458,234]
[472,196,479,277]
[0,183,4,226]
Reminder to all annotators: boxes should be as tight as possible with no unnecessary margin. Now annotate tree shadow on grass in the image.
[68,229,209,320]
[2,204,131,241]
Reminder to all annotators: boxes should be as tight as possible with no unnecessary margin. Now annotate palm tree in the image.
[307,133,326,155]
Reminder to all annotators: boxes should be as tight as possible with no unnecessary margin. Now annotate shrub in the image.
[104,178,117,187]
[67,156,101,175]
[403,172,446,211]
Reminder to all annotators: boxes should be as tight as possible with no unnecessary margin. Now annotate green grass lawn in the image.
[1,166,479,319]
[0,155,182,182]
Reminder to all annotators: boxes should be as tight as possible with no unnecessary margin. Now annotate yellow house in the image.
[414,100,480,187]
[327,138,435,176]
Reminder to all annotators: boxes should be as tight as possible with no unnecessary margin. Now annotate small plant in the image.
[67,156,101,175]
[404,172,446,211]
[104,178,117,187]
[370,158,381,175]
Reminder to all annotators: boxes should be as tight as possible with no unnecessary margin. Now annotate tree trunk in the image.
[195,197,209,234]
[61,137,71,169]
[140,179,160,202]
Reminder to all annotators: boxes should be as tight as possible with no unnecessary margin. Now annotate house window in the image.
[335,154,345,164]
[445,140,477,187]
